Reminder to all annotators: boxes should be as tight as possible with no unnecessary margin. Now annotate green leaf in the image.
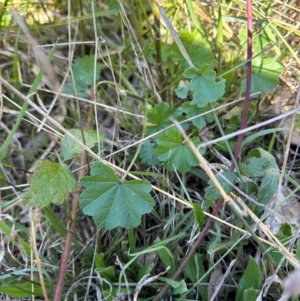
[143,42,155,64]
[184,254,203,283]
[63,82,88,98]
[61,129,103,161]
[244,181,257,195]
[242,128,288,147]
[137,264,155,282]
[238,23,280,56]
[0,221,32,257]
[206,223,221,263]
[145,102,183,135]
[238,23,283,96]
[193,202,204,230]
[243,289,261,301]
[238,24,273,54]
[257,167,279,209]
[103,287,130,301]
[235,256,262,301]
[190,167,210,182]
[280,223,292,237]
[95,266,116,282]
[157,246,175,275]
[63,55,101,97]
[0,281,43,297]
[184,254,208,301]
[24,160,76,207]
[171,29,214,69]
[241,58,283,94]
[139,140,161,166]
[182,102,214,129]
[248,148,278,169]
[144,41,173,65]
[246,149,279,214]
[79,162,155,230]
[205,171,238,206]
[72,55,101,87]
[158,277,183,288]
[175,63,226,107]
[262,235,289,267]
[155,128,200,172]
[45,207,67,237]
[172,279,188,294]
[240,157,269,177]
[207,224,241,264]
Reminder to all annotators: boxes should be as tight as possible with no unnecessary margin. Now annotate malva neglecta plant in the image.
[23,18,283,300]
[1,1,298,300]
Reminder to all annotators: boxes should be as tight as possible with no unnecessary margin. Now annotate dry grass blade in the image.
[9,9,61,94]
[156,3,194,68]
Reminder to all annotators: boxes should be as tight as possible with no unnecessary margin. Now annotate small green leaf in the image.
[0,281,43,297]
[95,266,116,282]
[0,221,32,256]
[241,58,283,95]
[245,148,279,214]
[79,162,155,230]
[243,288,261,301]
[235,257,262,301]
[185,254,202,283]
[248,148,278,169]
[137,264,155,281]
[171,29,214,69]
[238,24,274,53]
[146,102,183,135]
[45,207,67,237]
[263,235,289,267]
[280,223,292,237]
[63,82,88,98]
[238,22,280,57]
[144,41,173,65]
[172,279,188,294]
[139,140,160,166]
[24,160,76,207]
[207,227,239,264]
[244,181,257,195]
[184,254,208,301]
[158,277,182,288]
[257,167,279,211]
[72,55,101,87]
[193,202,204,230]
[62,129,103,161]
[240,157,269,177]
[205,171,238,206]
[182,102,214,129]
[242,128,288,147]
[238,24,283,96]
[157,246,175,275]
[175,62,226,107]
[63,55,101,98]
[155,128,200,172]
[206,224,221,263]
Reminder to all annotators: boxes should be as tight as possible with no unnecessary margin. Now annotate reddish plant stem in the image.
[154,2,253,300]
[232,0,253,163]
[53,90,95,300]
[53,153,85,301]
[153,198,224,301]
